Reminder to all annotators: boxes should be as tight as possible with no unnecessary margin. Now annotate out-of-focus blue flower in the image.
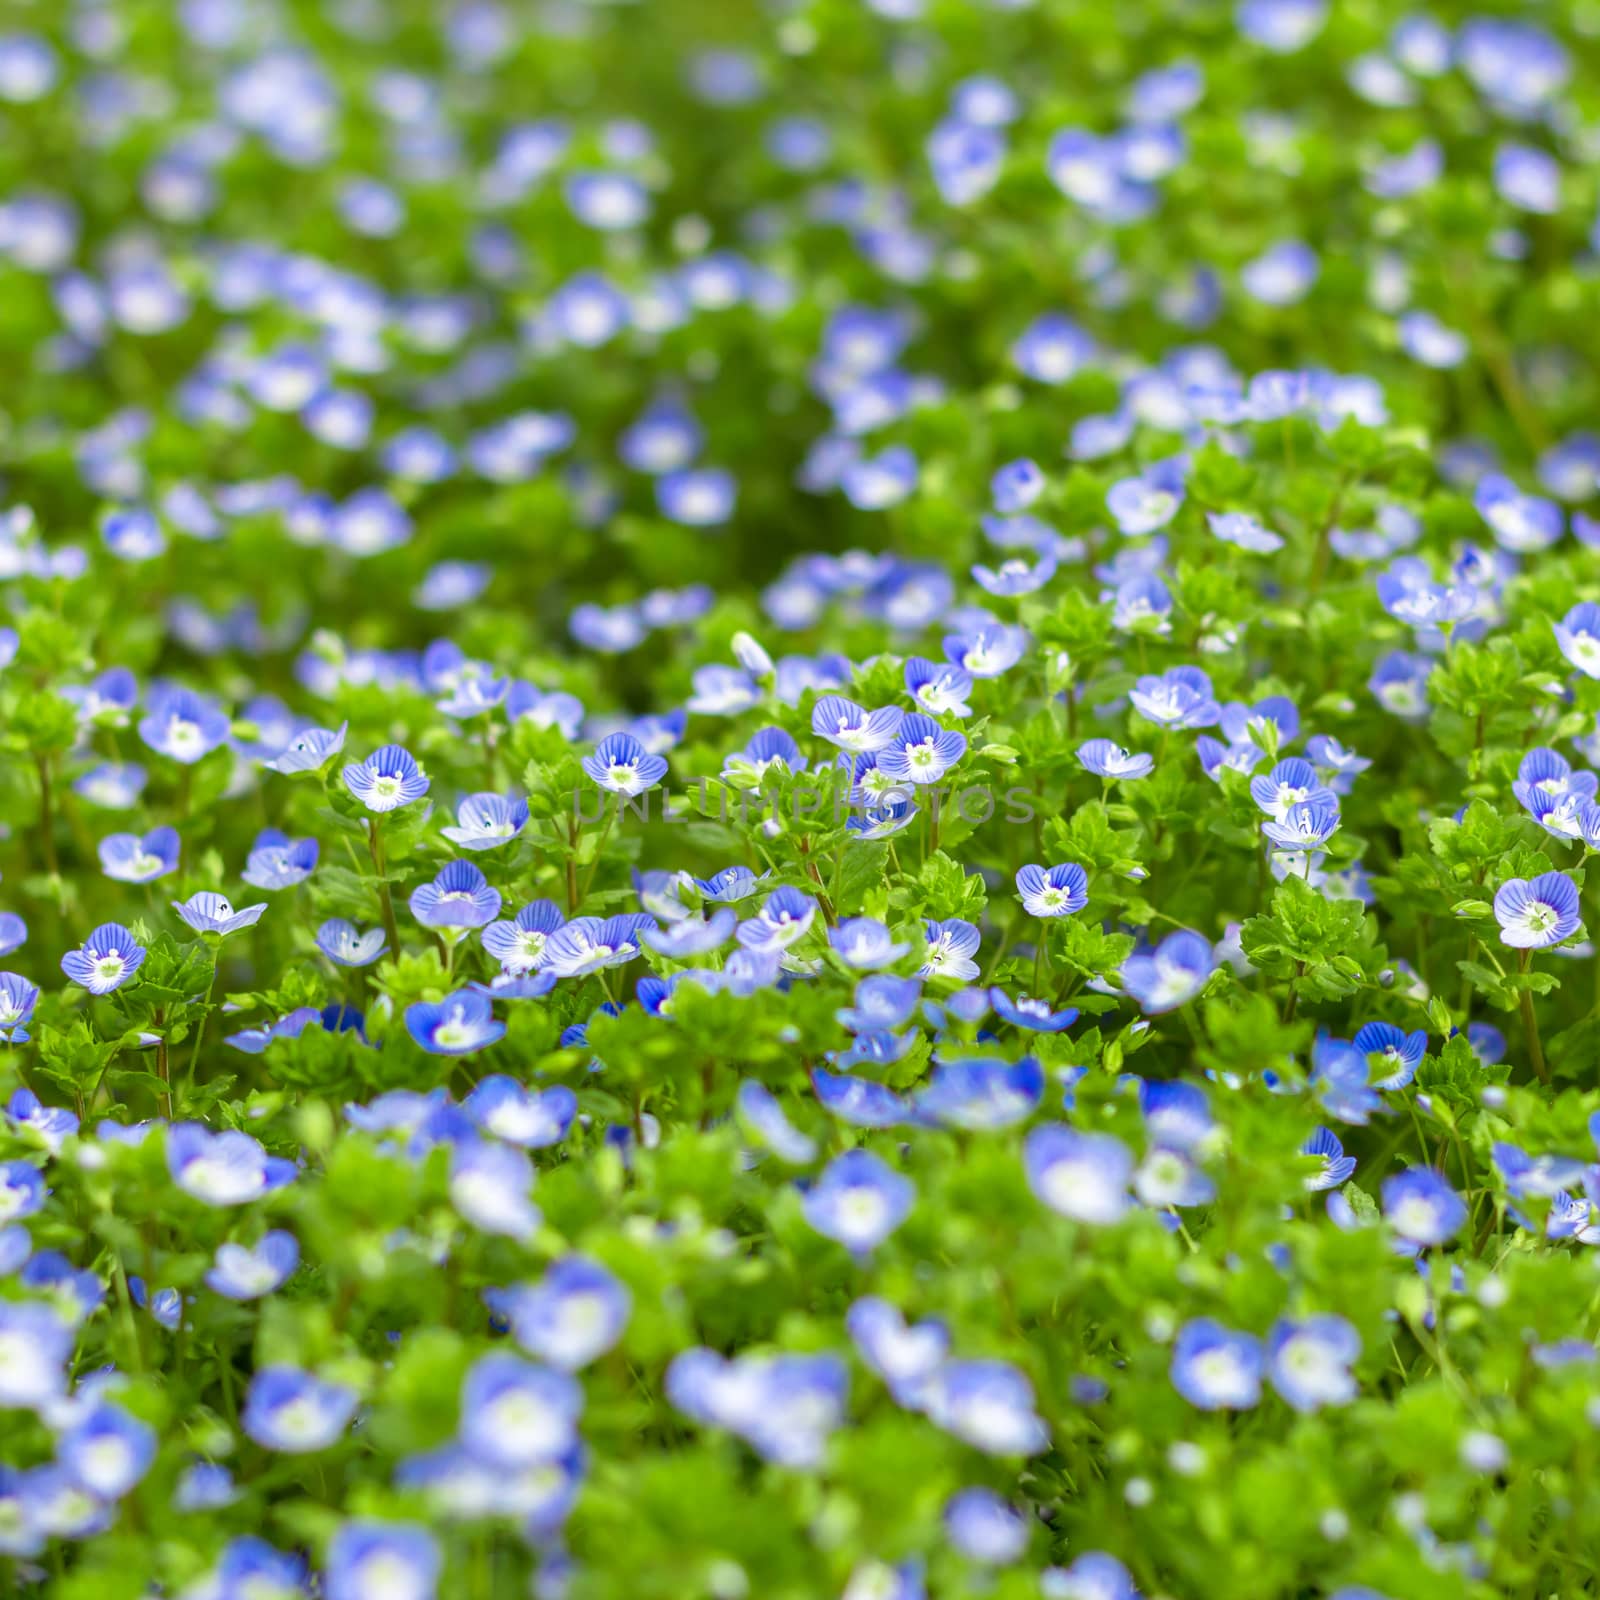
[1171,1317,1262,1409]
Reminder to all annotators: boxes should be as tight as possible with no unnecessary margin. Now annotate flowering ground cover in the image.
[5,0,1600,1595]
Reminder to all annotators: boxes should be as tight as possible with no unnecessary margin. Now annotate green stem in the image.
[1517,949,1549,1086]
[367,817,401,956]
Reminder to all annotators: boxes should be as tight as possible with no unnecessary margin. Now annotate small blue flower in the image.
[410,861,502,931]
[811,695,905,754]
[60,922,146,994]
[264,722,348,776]
[458,1350,582,1467]
[505,1257,631,1370]
[924,1360,1049,1456]
[97,826,179,884]
[173,892,268,937]
[544,914,654,978]
[137,687,230,764]
[241,829,318,890]
[724,726,806,784]
[582,732,669,796]
[1120,930,1215,1014]
[879,713,967,786]
[1477,474,1563,554]
[1206,509,1283,553]
[1016,862,1088,918]
[694,866,769,904]
[1555,601,1600,678]
[5,1089,76,1152]
[342,744,430,812]
[847,1296,948,1405]
[1130,665,1219,728]
[1301,1126,1356,1191]
[0,1159,46,1223]
[1266,1315,1360,1412]
[1382,1167,1467,1245]
[920,918,981,982]
[406,989,505,1056]
[242,1366,357,1453]
[205,1231,300,1300]
[0,914,23,958]
[72,762,147,809]
[945,1487,1028,1564]
[802,1149,914,1252]
[1076,739,1153,780]
[918,1058,1043,1131]
[1106,457,1186,535]
[736,887,818,953]
[0,975,39,1044]
[1353,1021,1427,1090]
[657,466,736,526]
[1024,1126,1132,1224]
[440,792,528,851]
[464,1077,576,1147]
[1262,796,1341,851]
[326,1521,440,1600]
[942,623,1027,679]
[990,990,1078,1033]
[449,1139,540,1239]
[1493,871,1581,949]
[829,918,910,970]
[736,1079,819,1164]
[315,919,388,968]
[58,1403,157,1500]
[167,1124,295,1206]
[1171,1318,1263,1410]
[481,900,566,973]
[904,657,973,717]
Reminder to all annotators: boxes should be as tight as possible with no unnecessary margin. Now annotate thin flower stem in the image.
[1517,948,1549,1086]
[367,817,401,956]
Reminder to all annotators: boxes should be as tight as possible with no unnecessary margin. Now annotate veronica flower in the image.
[0,1160,46,1222]
[60,923,145,994]
[1130,665,1220,728]
[1262,798,1341,851]
[137,687,230,764]
[482,900,566,974]
[1077,739,1153,780]
[1024,1126,1132,1223]
[1106,458,1186,535]
[1171,1319,1263,1410]
[315,919,388,968]
[918,1058,1044,1131]
[324,1521,440,1600]
[58,1404,156,1500]
[1249,759,1330,820]
[438,792,528,852]
[410,862,502,930]
[642,910,737,958]
[686,665,760,715]
[72,762,146,809]
[6,1089,76,1152]
[945,1488,1028,1565]
[811,696,905,754]
[406,989,505,1055]
[205,1232,300,1300]
[657,467,735,526]
[1476,475,1563,554]
[736,887,818,952]
[459,1351,582,1467]
[1513,747,1597,811]
[847,1297,948,1411]
[0,1300,71,1408]
[544,914,654,978]
[463,1079,575,1149]
[1206,510,1284,553]
[904,657,973,717]
[724,727,806,784]
[1382,1167,1467,1245]
[1301,1126,1356,1191]
[1493,871,1581,949]
[449,1139,540,1239]
[735,1079,819,1165]
[943,623,1027,678]
[1353,1021,1426,1090]
[1016,862,1088,917]
[920,918,981,982]
[582,732,668,796]
[694,866,768,903]
[173,892,268,937]
[1121,930,1215,1013]
[801,1150,914,1253]
[924,1360,1049,1456]
[878,713,966,786]
[97,826,179,884]
[505,1258,631,1370]
[0,914,23,959]
[242,1367,357,1453]
[990,990,1078,1032]
[241,829,318,890]
[829,918,910,970]
[974,553,1057,598]
[167,1124,295,1206]
[0,975,38,1044]
[342,745,430,812]
[1555,602,1600,678]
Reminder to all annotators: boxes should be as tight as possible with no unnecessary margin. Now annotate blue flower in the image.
[879,713,967,786]
[58,1403,156,1500]
[1171,1318,1263,1410]
[837,976,923,1034]
[1493,871,1581,949]
[341,744,430,813]
[459,1350,582,1466]
[918,1057,1043,1130]
[1044,1554,1137,1600]
[166,1123,295,1206]
[990,990,1078,1033]
[1240,239,1319,304]
[1266,1315,1360,1412]
[440,792,529,851]
[315,919,388,968]
[694,866,769,904]
[6,1088,76,1152]
[829,917,910,970]
[1555,601,1600,678]
[1129,665,1219,728]
[409,861,502,931]
[0,1300,71,1407]
[1121,929,1215,1014]
[1076,739,1153,780]
[97,826,179,883]
[1016,862,1088,917]
[920,918,982,982]
[724,726,806,783]
[1262,796,1341,851]
[811,695,905,754]
[544,914,653,978]
[505,1257,631,1370]
[464,1077,576,1147]
[326,1521,440,1600]
[1477,474,1563,554]
[137,686,230,764]
[406,987,506,1056]
[1382,1167,1467,1245]
[1249,758,1331,820]
[241,829,318,890]
[945,1488,1028,1564]
[975,553,1058,598]
[924,1360,1048,1455]
[736,887,818,953]
[0,914,23,958]
[582,732,669,796]
[736,1079,819,1164]
[657,466,735,526]
[173,892,268,937]
[1106,457,1186,535]
[1206,510,1283,553]
[904,657,973,717]
[1353,1021,1427,1090]
[205,1231,300,1300]
[481,899,566,973]
[449,1139,540,1239]
[73,762,147,809]
[0,1159,46,1222]
[667,1349,848,1466]
[1301,1126,1356,1191]
[242,1366,357,1453]
[1024,1126,1132,1224]
[802,1149,914,1252]
[847,1296,948,1405]
[60,922,145,994]
[942,623,1027,678]
[0,975,39,1044]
